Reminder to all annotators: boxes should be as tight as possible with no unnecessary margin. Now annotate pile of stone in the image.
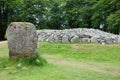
[37,28,120,44]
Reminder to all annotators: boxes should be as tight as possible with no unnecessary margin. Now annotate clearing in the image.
[0,41,120,80]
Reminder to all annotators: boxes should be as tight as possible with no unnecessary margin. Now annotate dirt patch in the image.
[71,44,80,50]
[0,41,7,46]
[0,41,7,44]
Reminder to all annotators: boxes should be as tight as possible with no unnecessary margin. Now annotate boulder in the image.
[71,36,79,43]
[105,37,114,44]
[53,34,59,42]
[46,34,54,42]
[62,34,69,43]
[118,37,120,43]
[90,36,100,43]
[6,22,38,58]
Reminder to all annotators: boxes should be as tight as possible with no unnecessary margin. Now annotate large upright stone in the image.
[6,22,38,58]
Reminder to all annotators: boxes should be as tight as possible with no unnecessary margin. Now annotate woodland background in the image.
[0,0,120,39]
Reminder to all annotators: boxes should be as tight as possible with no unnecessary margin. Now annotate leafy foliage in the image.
[0,0,120,39]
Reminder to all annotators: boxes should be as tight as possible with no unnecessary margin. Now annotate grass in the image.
[0,42,120,80]
[38,42,120,62]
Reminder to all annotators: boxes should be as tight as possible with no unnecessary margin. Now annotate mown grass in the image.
[0,42,120,80]
[38,42,120,63]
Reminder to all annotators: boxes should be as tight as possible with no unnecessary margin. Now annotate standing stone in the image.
[6,22,38,58]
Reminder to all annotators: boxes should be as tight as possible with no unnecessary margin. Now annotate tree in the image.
[0,0,9,40]
[65,0,97,28]
[107,10,120,34]
[0,0,120,40]
[91,0,120,34]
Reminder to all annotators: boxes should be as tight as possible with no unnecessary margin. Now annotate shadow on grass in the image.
[0,53,47,72]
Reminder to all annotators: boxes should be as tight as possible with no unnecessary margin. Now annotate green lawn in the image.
[0,42,120,80]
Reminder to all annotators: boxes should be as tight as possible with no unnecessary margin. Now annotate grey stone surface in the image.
[71,36,79,43]
[6,22,38,58]
[62,34,69,43]
[118,37,120,43]
[81,38,91,42]
[37,28,120,44]
[46,34,54,42]
[90,36,99,43]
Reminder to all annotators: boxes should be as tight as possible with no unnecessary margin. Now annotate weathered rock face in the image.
[6,22,38,58]
[37,28,120,44]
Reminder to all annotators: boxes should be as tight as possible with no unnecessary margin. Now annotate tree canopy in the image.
[0,0,120,39]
